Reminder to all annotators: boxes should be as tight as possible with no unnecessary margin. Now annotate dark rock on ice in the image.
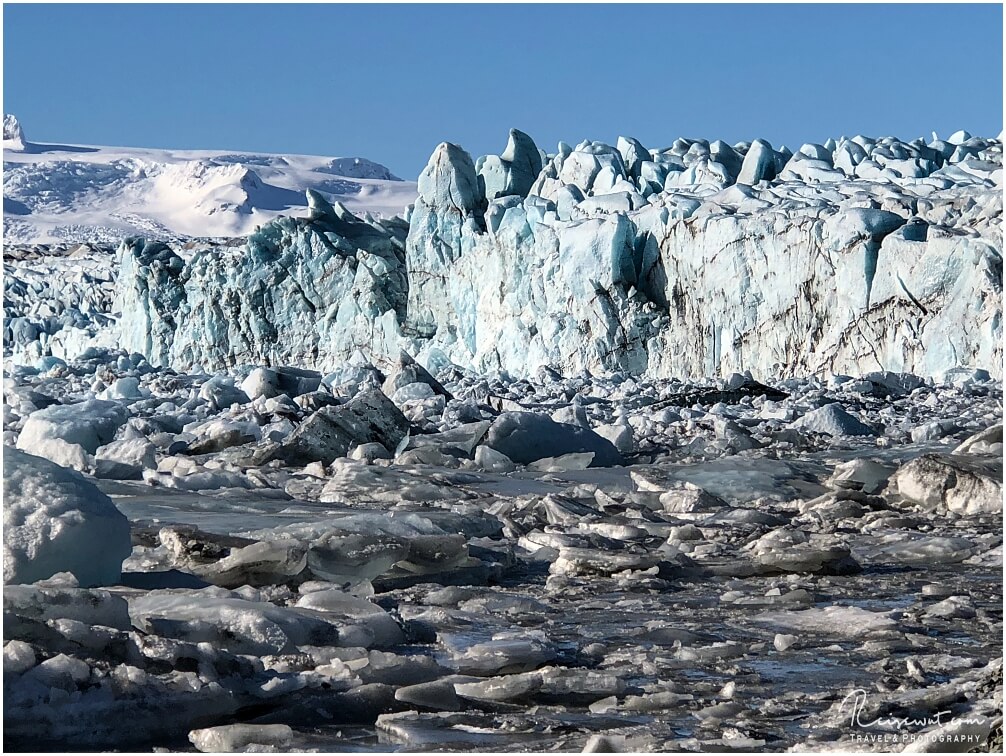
[485,411,623,467]
[264,388,410,465]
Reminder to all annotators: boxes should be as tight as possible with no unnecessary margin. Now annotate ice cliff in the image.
[10,128,1003,380]
[115,191,410,370]
[400,129,1002,379]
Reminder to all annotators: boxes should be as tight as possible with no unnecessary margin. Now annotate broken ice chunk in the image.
[307,531,411,583]
[188,724,293,753]
[4,449,131,587]
[747,529,861,575]
[455,670,543,702]
[294,589,404,647]
[3,640,38,675]
[549,546,662,577]
[266,388,409,466]
[439,630,557,675]
[16,399,127,456]
[792,404,875,437]
[199,539,308,588]
[887,453,1002,515]
[826,458,894,494]
[474,445,517,472]
[751,605,898,637]
[485,412,623,467]
[4,583,131,630]
[129,589,341,655]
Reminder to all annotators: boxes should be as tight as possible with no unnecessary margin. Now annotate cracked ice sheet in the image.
[97,441,958,537]
[97,480,393,535]
[99,481,492,542]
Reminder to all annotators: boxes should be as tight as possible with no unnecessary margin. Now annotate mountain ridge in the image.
[2,115,418,244]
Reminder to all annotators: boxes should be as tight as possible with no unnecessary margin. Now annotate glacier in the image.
[114,191,411,371]
[82,127,1002,381]
[4,118,1003,749]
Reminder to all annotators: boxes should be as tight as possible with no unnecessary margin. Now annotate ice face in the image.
[30,129,985,383]
[112,238,185,367]
[112,194,411,372]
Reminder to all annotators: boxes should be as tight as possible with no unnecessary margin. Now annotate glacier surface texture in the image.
[8,128,1003,381]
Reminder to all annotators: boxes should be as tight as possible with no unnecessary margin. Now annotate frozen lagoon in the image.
[4,371,1002,750]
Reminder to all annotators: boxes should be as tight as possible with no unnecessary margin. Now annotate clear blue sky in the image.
[4,4,1002,179]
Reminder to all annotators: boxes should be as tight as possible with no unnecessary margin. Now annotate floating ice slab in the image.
[750,605,899,637]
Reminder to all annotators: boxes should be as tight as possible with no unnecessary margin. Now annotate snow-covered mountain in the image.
[2,115,418,243]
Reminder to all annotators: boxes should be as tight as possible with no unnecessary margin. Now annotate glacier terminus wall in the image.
[17,128,1005,380]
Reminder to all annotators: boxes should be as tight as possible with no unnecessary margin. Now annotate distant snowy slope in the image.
[2,115,418,243]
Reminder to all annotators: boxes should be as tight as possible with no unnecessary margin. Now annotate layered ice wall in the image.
[65,130,1006,378]
[402,130,1002,379]
[115,191,410,370]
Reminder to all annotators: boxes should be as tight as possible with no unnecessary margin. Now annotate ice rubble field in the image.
[2,114,417,244]
[2,123,1004,752]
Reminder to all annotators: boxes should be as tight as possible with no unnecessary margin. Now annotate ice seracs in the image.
[41,126,998,382]
[112,190,411,370]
